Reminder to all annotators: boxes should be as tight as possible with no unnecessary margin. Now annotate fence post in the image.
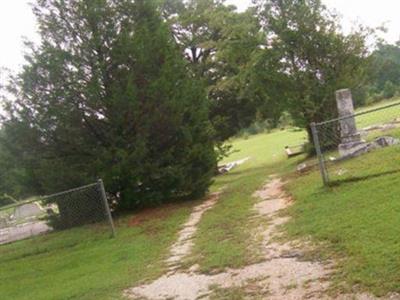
[98,179,116,238]
[311,122,329,186]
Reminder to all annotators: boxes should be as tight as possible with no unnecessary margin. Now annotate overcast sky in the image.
[1,0,400,76]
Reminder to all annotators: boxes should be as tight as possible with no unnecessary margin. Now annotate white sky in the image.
[1,0,400,76]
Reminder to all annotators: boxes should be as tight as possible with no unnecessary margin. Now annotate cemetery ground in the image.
[2,99,400,299]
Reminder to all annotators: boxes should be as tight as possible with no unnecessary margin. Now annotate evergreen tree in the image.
[2,0,216,209]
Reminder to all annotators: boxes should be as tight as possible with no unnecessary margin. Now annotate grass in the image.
[209,277,270,299]
[209,285,248,300]
[3,97,400,299]
[281,99,400,296]
[160,99,400,296]
[284,136,400,296]
[187,129,306,272]
[196,98,400,295]
[0,203,195,300]
[0,129,305,300]
[356,97,400,129]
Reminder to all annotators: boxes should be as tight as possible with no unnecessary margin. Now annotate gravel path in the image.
[125,177,376,300]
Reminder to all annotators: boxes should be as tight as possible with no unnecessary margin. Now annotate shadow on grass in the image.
[328,168,400,187]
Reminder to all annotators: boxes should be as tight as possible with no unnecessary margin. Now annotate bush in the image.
[353,86,368,107]
[0,195,15,208]
[278,111,294,129]
[236,119,273,138]
[383,81,397,99]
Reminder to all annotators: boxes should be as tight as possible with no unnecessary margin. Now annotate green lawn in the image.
[284,139,400,296]
[0,203,195,300]
[197,99,400,296]
[356,97,400,129]
[281,99,400,296]
[191,116,400,298]
[188,129,306,272]
[3,109,400,298]
[0,129,305,299]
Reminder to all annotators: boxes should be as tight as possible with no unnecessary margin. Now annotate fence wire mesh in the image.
[0,179,115,245]
[312,101,400,185]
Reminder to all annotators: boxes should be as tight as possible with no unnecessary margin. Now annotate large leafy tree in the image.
[2,0,216,209]
[208,8,270,140]
[255,0,370,141]
[165,0,267,140]
[369,42,400,97]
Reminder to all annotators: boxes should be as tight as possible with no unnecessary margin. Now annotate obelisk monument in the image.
[336,89,366,157]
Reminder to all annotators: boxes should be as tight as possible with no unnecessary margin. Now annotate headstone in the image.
[336,89,366,157]
[373,136,399,147]
[296,163,308,173]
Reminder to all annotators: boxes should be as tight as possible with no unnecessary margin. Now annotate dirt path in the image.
[165,192,220,274]
[125,177,375,300]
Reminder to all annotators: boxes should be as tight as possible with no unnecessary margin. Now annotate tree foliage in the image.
[255,0,370,140]
[1,0,216,209]
[0,0,376,205]
[166,0,267,141]
[368,42,400,100]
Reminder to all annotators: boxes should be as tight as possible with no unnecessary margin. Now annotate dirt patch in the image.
[253,177,286,200]
[125,177,376,300]
[128,202,194,227]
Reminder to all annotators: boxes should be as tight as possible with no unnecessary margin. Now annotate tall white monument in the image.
[336,89,366,157]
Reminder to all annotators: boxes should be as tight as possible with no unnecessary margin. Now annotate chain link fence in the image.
[0,179,115,245]
[311,100,400,185]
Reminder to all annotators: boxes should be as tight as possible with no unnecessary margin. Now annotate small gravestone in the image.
[14,203,43,220]
[296,163,309,173]
[374,136,399,147]
[336,89,367,157]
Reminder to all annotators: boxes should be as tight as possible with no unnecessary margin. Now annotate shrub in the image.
[383,81,397,99]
